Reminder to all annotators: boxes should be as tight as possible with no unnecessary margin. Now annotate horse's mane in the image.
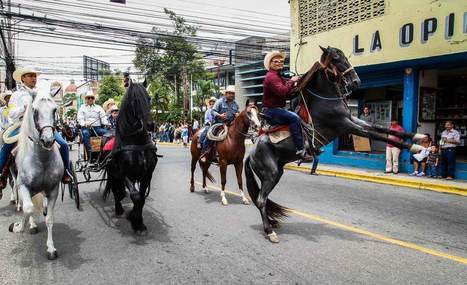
[296,61,322,91]
[116,83,151,143]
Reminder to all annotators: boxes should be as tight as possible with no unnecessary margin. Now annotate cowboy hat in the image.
[222,85,235,94]
[84,90,95,98]
[12,67,41,82]
[0,90,12,104]
[205,96,217,105]
[109,105,119,112]
[103,98,116,112]
[263,50,286,70]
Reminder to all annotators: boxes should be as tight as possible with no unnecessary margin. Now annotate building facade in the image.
[290,0,467,179]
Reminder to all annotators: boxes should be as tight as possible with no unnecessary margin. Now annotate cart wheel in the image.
[68,163,80,210]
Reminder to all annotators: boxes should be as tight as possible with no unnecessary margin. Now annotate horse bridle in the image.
[234,106,259,138]
[315,57,355,99]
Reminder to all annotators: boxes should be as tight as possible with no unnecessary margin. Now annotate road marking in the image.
[195,181,467,265]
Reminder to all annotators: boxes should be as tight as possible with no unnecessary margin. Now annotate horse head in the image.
[245,99,261,130]
[319,45,361,92]
[30,92,58,149]
[118,83,154,137]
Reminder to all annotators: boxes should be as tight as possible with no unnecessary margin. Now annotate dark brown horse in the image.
[190,102,261,205]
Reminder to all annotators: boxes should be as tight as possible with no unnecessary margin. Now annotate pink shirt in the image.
[387,124,404,148]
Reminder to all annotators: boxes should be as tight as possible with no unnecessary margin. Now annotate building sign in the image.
[290,0,467,72]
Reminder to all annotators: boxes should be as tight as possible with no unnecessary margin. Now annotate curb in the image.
[284,164,467,196]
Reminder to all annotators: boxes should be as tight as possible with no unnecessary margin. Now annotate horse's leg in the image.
[219,160,228,206]
[9,185,32,233]
[200,162,209,193]
[111,178,126,217]
[45,186,59,260]
[124,177,146,234]
[190,157,197,192]
[234,160,249,205]
[350,116,424,140]
[344,118,423,152]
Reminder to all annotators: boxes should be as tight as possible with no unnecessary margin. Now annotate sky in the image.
[11,0,291,86]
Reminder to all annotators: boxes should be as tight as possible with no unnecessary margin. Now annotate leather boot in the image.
[296,149,314,162]
[0,155,13,191]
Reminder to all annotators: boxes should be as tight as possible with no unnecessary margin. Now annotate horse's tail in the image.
[245,155,289,221]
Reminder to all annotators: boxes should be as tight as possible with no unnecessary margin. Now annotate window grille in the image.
[298,0,385,37]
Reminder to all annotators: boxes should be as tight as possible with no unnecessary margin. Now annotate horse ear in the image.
[319,45,327,54]
[245,99,250,108]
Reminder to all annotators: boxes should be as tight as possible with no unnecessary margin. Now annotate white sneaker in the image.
[409,171,418,176]
[417,172,425,177]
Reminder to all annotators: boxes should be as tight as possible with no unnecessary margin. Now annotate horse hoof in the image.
[9,200,16,206]
[221,199,228,206]
[29,227,39,235]
[266,232,280,243]
[242,199,250,205]
[16,206,22,212]
[190,185,195,192]
[8,223,14,232]
[47,250,58,260]
[204,188,209,194]
[135,229,148,236]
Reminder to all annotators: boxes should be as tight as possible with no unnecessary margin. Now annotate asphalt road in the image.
[0,145,466,284]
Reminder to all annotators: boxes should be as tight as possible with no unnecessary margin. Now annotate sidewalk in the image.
[285,162,467,196]
[156,141,467,196]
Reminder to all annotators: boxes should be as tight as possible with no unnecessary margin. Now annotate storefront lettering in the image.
[353,12,466,54]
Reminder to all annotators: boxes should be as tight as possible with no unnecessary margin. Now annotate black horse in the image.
[245,46,426,243]
[104,83,158,234]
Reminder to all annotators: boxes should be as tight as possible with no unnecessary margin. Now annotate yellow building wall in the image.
[290,0,467,74]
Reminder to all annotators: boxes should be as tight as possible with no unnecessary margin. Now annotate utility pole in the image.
[0,0,15,90]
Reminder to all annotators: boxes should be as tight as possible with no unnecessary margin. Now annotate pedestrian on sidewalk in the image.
[426,144,440,178]
[385,119,404,174]
[439,121,460,180]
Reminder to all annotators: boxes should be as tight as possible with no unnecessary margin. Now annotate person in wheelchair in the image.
[77,91,110,157]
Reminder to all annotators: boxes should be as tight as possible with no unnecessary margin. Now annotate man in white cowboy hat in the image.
[77,90,110,154]
[0,90,12,131]
[0,67,73,191]
[200,86,239,162]
[261,50,312,161]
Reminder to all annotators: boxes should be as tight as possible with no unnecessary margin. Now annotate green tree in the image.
[65,108,77,118]
[147,75,173,123]
[96,74,125,105]
[133,8,206,112]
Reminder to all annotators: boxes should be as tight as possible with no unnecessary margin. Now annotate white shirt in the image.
[0,105,9,130]
[8,85,37,122]
[193,120,199,130]
[77,104,109,127]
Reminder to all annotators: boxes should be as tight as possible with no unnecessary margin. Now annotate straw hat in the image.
[205,96,217,105]
[12,67,41,82]
[109,105,119,112]
[84,90,95,98]
[103,98,116,112]
[0,90,13,104]
[263,51,286,70]
[222,85,235,94]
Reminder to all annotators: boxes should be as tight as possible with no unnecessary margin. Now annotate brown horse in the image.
[190,101,261,205]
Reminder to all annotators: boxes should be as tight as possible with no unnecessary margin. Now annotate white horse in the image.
[8,91,63,260]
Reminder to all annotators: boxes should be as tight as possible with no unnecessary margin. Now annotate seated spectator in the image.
[409,134,432,177]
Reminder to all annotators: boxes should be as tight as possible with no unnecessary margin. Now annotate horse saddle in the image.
[259,103,310,144]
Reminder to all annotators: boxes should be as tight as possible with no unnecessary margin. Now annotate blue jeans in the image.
[81,126,109,152]
[440,148,456,178]
[426,164,438,177]
[263,107,304,150]
[0,128,70,172]
[200,126,211,153]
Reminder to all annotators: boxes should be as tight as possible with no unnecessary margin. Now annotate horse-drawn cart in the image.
[68,128,113,210]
